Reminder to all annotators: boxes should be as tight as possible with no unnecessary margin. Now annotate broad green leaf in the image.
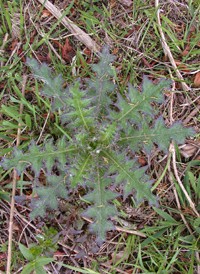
[35,267,47,274]
[21,258,54,274]
[19,243,35,261]
[35,257,54,268]
[21,262,35,274]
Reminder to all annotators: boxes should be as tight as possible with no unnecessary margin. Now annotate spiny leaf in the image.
[99,123,117,145]
[119,117,194,154]
[0,149,29,174]
[30,174,68,219]
[83,163,117,242]
[151,118,195,152]
[70,153,92,187]
[102,150,157,204]
[26,58,52,84]
[91,45,116,76]
[61,82,95,130]
[0,138,76,175]
[26,58,67,111]
[87,45,116,116]
[85,205,116,243]
[111,77,171,124]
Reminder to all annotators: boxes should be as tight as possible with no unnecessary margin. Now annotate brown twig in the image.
[36,111,50,144]
[0,33,9,67]
[167,68,176,124]
[115,226,146,238]
[36,0,100,53]
[155,0,190,91]
[169,143,199,217]
[168,166,193,234]
[6,75,27,274]
[168,151,200,273]
[183,104,200,125]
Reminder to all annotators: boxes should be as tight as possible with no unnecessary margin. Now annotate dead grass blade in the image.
[36,0,100,53]
[6,75,27,274]
[155,0,190,92]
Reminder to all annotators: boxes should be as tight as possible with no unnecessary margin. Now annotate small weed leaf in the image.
[19,243,35,261]
[0,46,195,241]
